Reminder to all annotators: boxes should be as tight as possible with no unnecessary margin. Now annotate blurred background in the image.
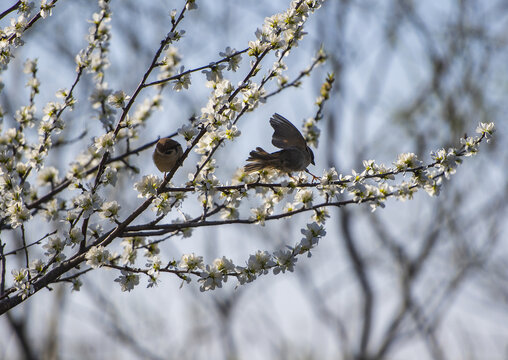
[1,0,508,359]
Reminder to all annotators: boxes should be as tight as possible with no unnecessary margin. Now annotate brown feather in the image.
[270,113,307,150]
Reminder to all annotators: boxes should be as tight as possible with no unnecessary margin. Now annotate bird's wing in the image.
[269,113,307,150]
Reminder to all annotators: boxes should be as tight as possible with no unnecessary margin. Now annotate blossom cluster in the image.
[248,0,325,58]
[0,0,77,233]
[0,1,129,303]
[183,0,326,188]
[1,2,34,69]
[0,0,496,309]
[303,71,334,147]
[0,0,54,69]
[2,0,194,303]
[0,0,333,305]
[106,221,326,293]
[119,123,495,293]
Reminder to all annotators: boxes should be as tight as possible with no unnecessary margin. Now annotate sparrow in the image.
[153,138,183,173]
[244,113,315,176]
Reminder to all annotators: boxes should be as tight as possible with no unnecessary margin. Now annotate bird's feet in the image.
[305,169,320,183]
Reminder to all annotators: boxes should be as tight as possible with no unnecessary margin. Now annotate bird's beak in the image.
[311,159,315,165]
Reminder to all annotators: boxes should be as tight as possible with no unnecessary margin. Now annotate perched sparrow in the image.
[244,113,315,175]
[153,138,183,173]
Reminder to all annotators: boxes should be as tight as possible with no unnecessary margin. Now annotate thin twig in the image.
[6,0,59,44]
[0,243,6,296]
[0,1,21,20]
[20,225,29,270]
[143,48,249,88]
[2,231,58,257]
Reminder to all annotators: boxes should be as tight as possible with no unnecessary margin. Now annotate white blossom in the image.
[459,136,478,157]
[199,264,225,291]
[134,175,161,198]
[273,249,297,274]
[12,268,34,299]
[179,253,204,271]
[115,270,140,292]
[424,180,441,197]
[144,242,160,258]
[121,237,144,265]
[100,201,120,220]
[42,198,64,222]
[297,222,326,257]
[219,125,241,141]
[236,266,257,285]
[71,278,82,292]
[85,246,110,268]
[37,166,59,186]
[294,189,314,209]
[202,62,226,82]
[320,168,338,184]
[475,122,495,137]
[66,227,84,247]
[15,105,37,128]
[43,236,66,262]
[394,152,423,171]
[90,83,113,109]
[242,86,266,109]
[396,182,416,201]
[247,250,275,275]
[214,256,235,273]
[219,47,242,71]
[74,192,103,218]
[40,0,54,18]
[29,258,45,277]
[6,201,31,228]
[250,206,268,226]
[166,30,185,44]
[93,132,116,154]
[221,206,239,220]
[178,123,198,142]
[172,66,191,91]
[102,166,118,186]
[107,90,130,108]
[146,255,161,278]
[312,208,330,224]
[23,58,37,74]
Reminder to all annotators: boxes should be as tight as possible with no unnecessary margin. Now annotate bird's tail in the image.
[244,147,277,173]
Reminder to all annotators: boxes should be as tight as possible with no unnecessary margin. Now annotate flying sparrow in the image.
[153,138,183,173]
[244,113,315,176]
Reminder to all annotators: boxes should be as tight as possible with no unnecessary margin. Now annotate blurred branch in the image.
[408,297,446,360]
[372,206,442,358]
[5,311,38,360]
[339,208,373,357]
[296,257,351,356]
[85,282,166,360]
[52,130,88,148]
